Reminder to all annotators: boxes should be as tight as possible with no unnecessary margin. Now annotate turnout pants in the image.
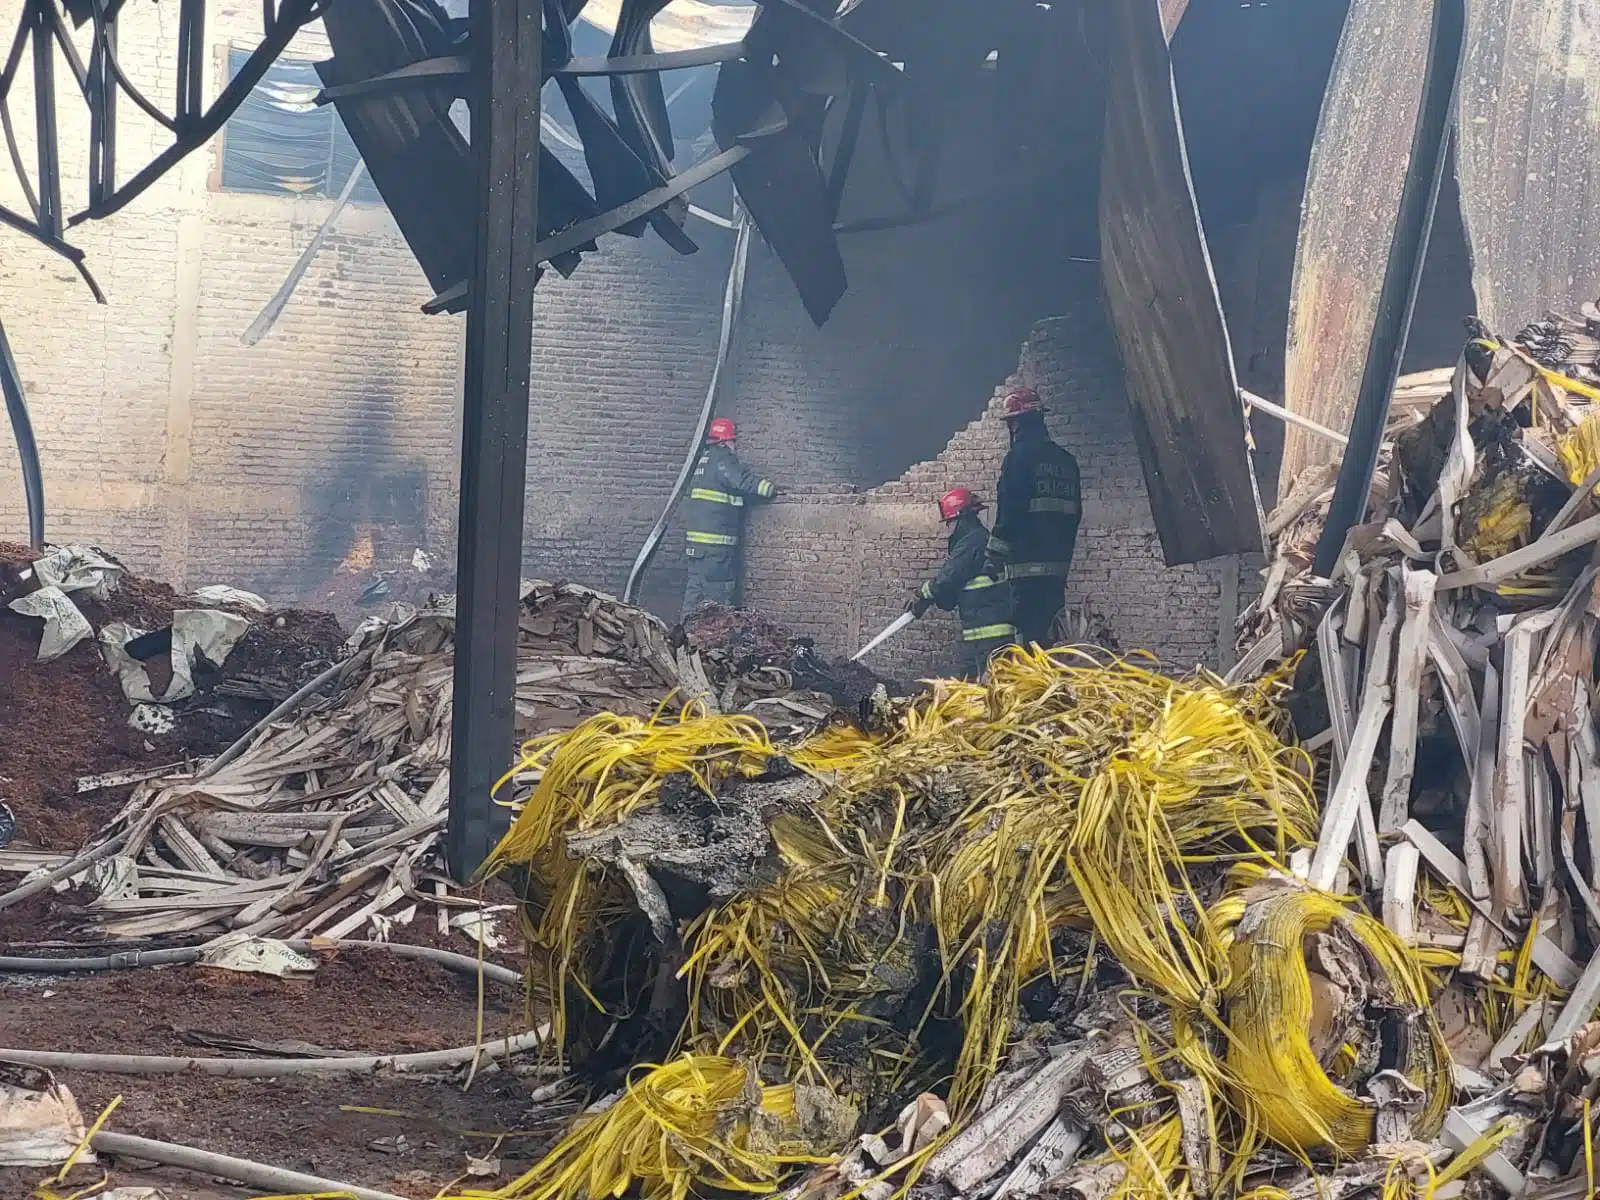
[1012,576,1066,648]
[963,634,1015,680]
[683,546,741,615]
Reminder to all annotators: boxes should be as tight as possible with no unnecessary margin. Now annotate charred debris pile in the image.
[16,307,1600,1199]
[456,306,1600,1200]
[1,581,889,947]
[0,543,344,855]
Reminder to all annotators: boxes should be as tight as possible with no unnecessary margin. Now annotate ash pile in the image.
[0,542,344,858]
[682,603,907,714]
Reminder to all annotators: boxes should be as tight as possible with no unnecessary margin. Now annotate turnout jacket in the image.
[920,510,1016,643]
[684,443,776,549]
[988,419,1081,579]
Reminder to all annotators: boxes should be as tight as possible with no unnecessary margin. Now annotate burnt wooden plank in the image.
[1098,0,1264,566]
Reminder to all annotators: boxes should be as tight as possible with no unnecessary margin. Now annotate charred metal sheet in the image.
[1457,0,1600,333]
[1280,0,1431,494]
[710,2,841,327]
[1099,0,1264,566]
[1312,0,1466,576]
[317,0,476,294]
[601,0,698,251]
[709,0,908,327]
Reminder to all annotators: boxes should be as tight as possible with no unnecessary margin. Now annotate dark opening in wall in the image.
[1171,0,1476,508]
[772,0,1109,492]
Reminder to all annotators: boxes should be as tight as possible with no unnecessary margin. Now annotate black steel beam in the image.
[1311,0,1467,576]
[422,143,751,314]
[86,8,114,205]
[447,0,543,881]
[0,313,44,548]
[31,0,61,237]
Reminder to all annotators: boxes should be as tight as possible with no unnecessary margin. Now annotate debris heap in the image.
[452,307,1600,1200]
[0,542,343,853]
[467,650,1451,1200]
[9,582,863,944]
[683,603,903,713]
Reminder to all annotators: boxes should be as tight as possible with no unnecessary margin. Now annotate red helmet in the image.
[938,487,980,521]
[708,417,736,444]
[1002,387,1044,419]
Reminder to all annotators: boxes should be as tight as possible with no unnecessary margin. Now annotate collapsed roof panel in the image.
[315,0,476,295]
[1279,0,1432,496]
[1099,0,1266,566]
[1457,0,1600,335]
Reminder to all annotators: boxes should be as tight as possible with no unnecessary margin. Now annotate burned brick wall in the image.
[741,292,1247,679]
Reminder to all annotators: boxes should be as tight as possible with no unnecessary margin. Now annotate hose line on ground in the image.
[0,936,523,986]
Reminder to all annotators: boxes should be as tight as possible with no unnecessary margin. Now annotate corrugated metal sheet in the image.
[1161,0,1189,39]
[1279,0,1431,494]
[1457,0,1600,333]
[1099,0,1265,566]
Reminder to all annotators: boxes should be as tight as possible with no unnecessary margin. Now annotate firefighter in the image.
[682,417,778,614]
[908,487,1016,677]
[986,387,1081,647]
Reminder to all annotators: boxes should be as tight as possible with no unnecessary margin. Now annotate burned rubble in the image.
[15,308,1600,1199]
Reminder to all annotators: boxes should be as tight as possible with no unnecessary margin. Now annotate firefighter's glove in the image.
[907,594,933,619]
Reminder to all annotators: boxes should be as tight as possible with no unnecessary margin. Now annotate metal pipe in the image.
[1239,388,1348,447]
[0,313,43,547]
[1311,0,1467,576]
[624,202,751,604]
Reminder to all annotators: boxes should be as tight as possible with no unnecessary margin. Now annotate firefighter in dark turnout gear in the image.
[682,417,777,614]
[986,387,1081,647]
[909,487,1016,677]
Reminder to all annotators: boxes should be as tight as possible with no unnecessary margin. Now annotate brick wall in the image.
[743,287,1249,680]
[0,1,1247,671]
[0,3,465,606]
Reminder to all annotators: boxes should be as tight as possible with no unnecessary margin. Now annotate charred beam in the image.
[447,0,543,880]
[423,142,751,315]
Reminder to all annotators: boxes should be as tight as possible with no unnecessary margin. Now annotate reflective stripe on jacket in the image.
[683,443,777,548]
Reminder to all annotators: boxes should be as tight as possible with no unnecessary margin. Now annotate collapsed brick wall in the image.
[743,286,1247,679]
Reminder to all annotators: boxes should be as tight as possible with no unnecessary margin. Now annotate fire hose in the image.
[624,203,751,603]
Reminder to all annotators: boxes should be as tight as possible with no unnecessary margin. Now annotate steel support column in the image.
[1311,0,1466,576]
[446,0,542,880]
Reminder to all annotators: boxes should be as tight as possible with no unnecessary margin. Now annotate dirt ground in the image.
[0,950,570,1199]
[0,541,345,851]
[2,547,563,1198]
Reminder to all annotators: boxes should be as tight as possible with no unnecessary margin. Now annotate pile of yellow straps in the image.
[450,647,1451,1200]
